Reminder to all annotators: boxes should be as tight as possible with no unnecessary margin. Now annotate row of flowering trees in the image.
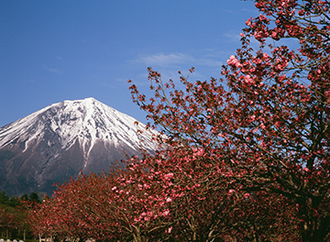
[28,151,300,241]
[28,0,329,241]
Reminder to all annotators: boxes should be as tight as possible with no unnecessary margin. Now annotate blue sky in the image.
[0,0,258,127]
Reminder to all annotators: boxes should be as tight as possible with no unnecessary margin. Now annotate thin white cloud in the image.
[222,30,242,43]
[198,58,223,68]
[136,53,194,66]
[43,65,60,73]
[131,51,227,85]
[135,52,224,68]
[240,7,258,14]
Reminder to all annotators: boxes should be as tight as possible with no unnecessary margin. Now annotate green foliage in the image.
[28,193,40,204]
[0,191,9,205]
[0,191,41,240]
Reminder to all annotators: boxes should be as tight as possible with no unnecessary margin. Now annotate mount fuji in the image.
[0,98,158,196]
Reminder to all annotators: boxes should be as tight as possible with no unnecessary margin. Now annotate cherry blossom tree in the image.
[129,0,330,241]
[29,0,329,241]
[124,142,300,241]
[28,166,173,242]
[28,173,119,241]
[28,147,299,241]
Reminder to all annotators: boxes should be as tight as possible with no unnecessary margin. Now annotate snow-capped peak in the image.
[0,98,157,157]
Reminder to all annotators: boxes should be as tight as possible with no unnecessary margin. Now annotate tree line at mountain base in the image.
[0,191,41,242]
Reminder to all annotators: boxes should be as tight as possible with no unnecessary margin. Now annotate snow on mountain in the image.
[0,97,156,154]
[0,98,159,196]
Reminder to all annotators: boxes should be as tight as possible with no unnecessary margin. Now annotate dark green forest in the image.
[0,191,40,241]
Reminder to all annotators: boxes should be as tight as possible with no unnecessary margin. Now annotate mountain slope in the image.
[0,98,158,196]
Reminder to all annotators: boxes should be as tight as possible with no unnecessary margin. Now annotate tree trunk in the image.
[301,217,330,242]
